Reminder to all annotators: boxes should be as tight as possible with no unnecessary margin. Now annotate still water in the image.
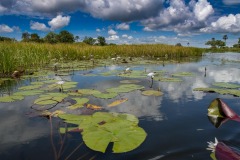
[0,53,240,160]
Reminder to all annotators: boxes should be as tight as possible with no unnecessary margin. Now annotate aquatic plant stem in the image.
[49,115,58,160]
[65,142,83,160]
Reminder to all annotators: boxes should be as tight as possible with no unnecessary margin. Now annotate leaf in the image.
[159,77,182,82]
[67,98,89,110]
[0,95,24,103]
[18,84,42,90]
[108,98,128,107]
[13,90,43,96]
[58,112,147,153]
[59,127,79,134]
[78,89,101,95]
[106,84,144,93]
[141,90,163,96]
[172,72,194,77]
[208,98,240,128]
[93,92,118,99]
[193,88,240,97]
[212,82,240,89]
[86,104,103,110]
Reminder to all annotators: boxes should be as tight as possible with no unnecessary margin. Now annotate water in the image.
[1,53,240,160]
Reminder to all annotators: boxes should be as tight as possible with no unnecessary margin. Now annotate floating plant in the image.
[159,77,182,82]
[212,82,240,89]
[171,72,194,77]
[59,112,147,153]
[34,93,68,105]
[107,98,128,107]
[67,98,89,110]
[77,89,101,95]
[0,95,24,103]
[141,90,163,96]
[193,88,240,97]
[119,80,141,84]
[106,84,144,93]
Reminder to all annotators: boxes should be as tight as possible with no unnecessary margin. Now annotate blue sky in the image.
[0,0,240,47]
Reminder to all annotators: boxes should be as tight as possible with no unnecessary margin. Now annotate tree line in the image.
[205,35,240,48]
[0,30,110,46]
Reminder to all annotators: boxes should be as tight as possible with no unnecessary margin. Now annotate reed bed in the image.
[0,42,203,76]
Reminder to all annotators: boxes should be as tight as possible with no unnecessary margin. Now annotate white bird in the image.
[56,80,65,85]
[147,72,155,78]
[125,68,130,71]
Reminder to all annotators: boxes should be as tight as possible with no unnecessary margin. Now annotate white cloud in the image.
[141,0,213,34]
[222,0,240,5]
[122,34,133,39]
[193,0,214,21]
[96,28,101,32]
[108,29,117,35]
[107,35,119,41]
[30,21,50,32]
[116,23,130,30]
[200,14,240,33]
[0,24,14,33]
[0,4,7,12]
[48,15,70,30]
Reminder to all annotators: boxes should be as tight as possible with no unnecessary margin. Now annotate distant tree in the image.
[30,33,41,42]
[83,36,96,45]
[0,36,15,42]
[97,36,106,46]
[215,40,225,48]
[22,32,30,42]
[223,35,228,45]
[187,42,190,46]
[233,38,240,48]
[205,38,216,48]
[175,43,182,47]
[57,30,74,43]
[74,35,80,42]
[44,32,58,44]
[109,43,116,46]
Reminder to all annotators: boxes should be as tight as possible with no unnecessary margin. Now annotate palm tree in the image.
[223,35,228,45]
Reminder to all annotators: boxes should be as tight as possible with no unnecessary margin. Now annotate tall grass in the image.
[0,42,203,76]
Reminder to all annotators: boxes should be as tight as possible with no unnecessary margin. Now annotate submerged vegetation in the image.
[0,41,203,77]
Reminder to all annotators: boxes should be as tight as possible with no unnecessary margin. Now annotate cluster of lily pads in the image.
[194,82,240,97]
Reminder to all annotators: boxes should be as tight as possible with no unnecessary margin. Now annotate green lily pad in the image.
[118,70,146,78]
[13,90,44,96]
[142,90,163,96]
[193,88,240,97]
[18,84,42,90]
[34,93,68,105]
[212,82,240,89]
[59,112,147,153]
[67,98,89,110]
[172,72,194,77]
[0,95,24,103]
[106,84,144,93]
[93,92,118,99]
[78,89,101,95]
[159,77,182,82]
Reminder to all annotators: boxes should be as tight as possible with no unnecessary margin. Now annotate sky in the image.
[0,0,240,48]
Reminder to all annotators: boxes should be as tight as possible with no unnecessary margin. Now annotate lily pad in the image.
[67,98,89,110]
[18,84,42,90]
[141,90,163,96]
[193,88,240,97]
[118,70,146,78]
[78,89,101,95]
[34,93,68,105]
[106,84,144,93]
[212,82,240,89]
[172,72,194,77]
[13,90,44,96]
[108,98,128,107]
[0,95,24,103]
[159,77,182,82]
[59,112,146,153]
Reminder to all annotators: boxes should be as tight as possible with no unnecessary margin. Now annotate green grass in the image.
[0,42,203,76]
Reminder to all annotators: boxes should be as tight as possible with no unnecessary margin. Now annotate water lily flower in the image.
[57,81,65,85]
[207,137,218,152]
